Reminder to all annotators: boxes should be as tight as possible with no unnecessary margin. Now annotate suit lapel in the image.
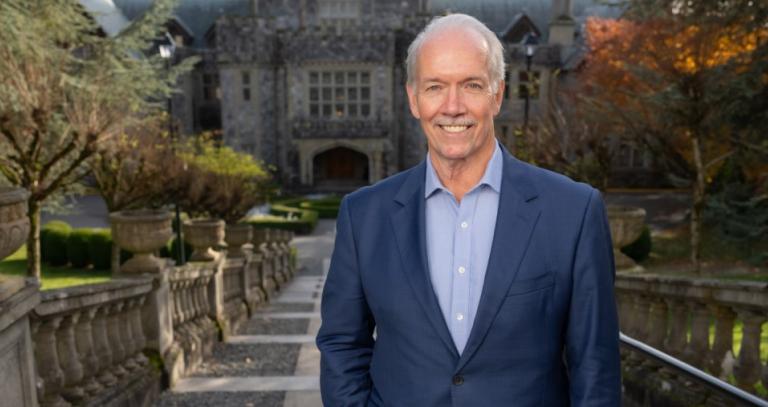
[390,162,459,358]
[456,151,541,372]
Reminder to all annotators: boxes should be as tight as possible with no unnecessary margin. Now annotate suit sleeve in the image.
[316,197,375,406]
[565,188,622,406]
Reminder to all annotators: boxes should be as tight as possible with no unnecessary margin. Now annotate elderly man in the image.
[317,13,621,406]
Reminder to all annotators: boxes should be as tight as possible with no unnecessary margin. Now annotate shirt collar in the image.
[425,141,503,198]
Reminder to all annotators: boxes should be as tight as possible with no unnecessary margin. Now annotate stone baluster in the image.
[646,297,668,348]
[284,230,295,278]
[119,300,139,371]
[734,309,766,391]
[629,295,651,340]
[707,305,736,378]
[131,296,149,366]
[92,306,118,387]
[56,312,86,403]
[171,281,181,326]
[33,317,69,407]
[682,302,710,367]
[106,302,128,378]
[664,299,689,357]
[270,231,286,284]
[74,307,103,396]
[178,280,190,324]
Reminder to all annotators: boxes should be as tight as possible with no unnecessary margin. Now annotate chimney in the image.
[548,0,575,47]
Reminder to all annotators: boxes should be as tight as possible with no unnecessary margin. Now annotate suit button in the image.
[452,375,464,385]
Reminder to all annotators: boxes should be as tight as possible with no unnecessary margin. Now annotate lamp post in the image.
[521,33,539,140]
[159,37,186,265]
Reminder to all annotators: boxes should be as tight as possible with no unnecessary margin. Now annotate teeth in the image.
[441,125,469,133]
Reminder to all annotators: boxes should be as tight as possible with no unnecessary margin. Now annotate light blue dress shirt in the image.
[424,142,502,354]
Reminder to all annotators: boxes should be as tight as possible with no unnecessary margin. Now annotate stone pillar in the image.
[665,299,689,357]
[209,259,228,338]
[34,316,68,406]
[136,270,173,360]
[646,298,668,348]
[56,312,86,403]
[708,305,735,377]
[734,310,766,391]
[683,302,710,367]
[0,278,40,407]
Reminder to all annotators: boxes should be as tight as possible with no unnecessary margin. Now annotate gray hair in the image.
[405,13,505,93]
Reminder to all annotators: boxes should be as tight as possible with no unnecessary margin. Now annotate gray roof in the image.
[79,0,131,37]
[112,0,622,47]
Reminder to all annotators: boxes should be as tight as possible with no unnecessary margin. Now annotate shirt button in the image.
[460,221,469,229]
[458,266,466,274]
[456,313,464,321]
[452,375,464,385]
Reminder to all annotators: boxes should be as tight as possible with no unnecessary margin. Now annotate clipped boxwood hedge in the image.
[88,229,113,270]
[266,203,319,234]
[66,229,92,268]
[41,221,72,266]
[299,198,341,219]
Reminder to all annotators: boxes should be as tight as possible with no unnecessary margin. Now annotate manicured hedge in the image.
[88,229,114,270]
[621,226,652,263]
[41,221,72,266]
[299,197,341,219]
[66,229,92,268]
[265,203,319,234]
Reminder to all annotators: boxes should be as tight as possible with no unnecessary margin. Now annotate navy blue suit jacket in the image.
[317,149,621,406]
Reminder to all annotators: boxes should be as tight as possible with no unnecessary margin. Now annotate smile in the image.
[439,124,473,133]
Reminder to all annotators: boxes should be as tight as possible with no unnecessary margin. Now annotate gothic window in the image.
[518,70,540,99]
[308,69,371,119]
[318,0,360,19]
[242,71,251,102]
[503,69,510,100]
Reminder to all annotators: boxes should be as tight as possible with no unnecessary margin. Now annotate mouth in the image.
[438,124,474,133]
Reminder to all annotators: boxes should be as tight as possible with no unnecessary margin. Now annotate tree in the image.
[578,1,768,272]
[0,0,195,279]
[176,135,270,223]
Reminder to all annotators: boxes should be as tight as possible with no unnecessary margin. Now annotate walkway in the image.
[156,220,337,407]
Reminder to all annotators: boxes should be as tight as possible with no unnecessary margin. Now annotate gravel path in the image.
[155,391,284,407]
[192,343,302,377]
[239,318,311,335]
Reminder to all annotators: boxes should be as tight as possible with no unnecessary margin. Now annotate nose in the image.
[441,85,467,117]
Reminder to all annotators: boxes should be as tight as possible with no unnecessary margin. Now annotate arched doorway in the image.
[313,147,369,190]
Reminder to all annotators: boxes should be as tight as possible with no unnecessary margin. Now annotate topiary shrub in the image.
[41,221,72,266]
[621,226,652,263]
[161,237,193,264]
[66,229,92,268]
[88,229,113,270]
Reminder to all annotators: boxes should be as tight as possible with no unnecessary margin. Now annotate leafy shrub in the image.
[66,229,92,268]
[267,204,318,233]
[87,229,113,270]
[41,221,72,266]
[161,236,193,264]
[621,226,652,263]
[299,197,341,219]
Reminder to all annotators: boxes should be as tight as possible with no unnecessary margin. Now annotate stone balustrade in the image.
[616,272,768,398]
[31,278,159,407]
[2,225,295,407]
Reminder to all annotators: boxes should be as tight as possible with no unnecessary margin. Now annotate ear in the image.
[492,79,505,116]
[406,83,421,119]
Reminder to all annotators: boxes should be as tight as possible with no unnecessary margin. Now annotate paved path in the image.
[156,220,336,407]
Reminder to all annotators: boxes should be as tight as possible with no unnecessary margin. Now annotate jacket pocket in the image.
[505,273,555,297]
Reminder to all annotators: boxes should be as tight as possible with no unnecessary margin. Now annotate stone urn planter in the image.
[109,209,173,274]
[183,219,225,261]
[607,205,647,271]
[225,223,253,258]
[0,187,30,261]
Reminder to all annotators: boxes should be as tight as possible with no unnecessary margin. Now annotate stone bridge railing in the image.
[0,225,295,407]
[616,273,768,404]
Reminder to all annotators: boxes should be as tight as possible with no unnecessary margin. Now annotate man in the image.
[317,13,621,406]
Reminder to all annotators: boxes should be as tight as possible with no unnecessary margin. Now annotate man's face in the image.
[407,28,504,165]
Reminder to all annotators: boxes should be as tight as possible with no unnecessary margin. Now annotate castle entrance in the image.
[312,147,369,190]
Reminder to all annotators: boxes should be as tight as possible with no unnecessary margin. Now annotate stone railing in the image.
[222,257,249,334]
[616,273,768,401]
[31,278,159,407]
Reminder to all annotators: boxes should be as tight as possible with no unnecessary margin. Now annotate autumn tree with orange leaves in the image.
[578,0,768,272]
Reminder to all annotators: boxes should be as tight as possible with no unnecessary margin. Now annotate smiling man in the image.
[317,13,621,406]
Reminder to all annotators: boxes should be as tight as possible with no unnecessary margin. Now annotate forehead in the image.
[417,27,490,81]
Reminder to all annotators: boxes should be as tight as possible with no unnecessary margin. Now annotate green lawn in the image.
[0,246,111,291]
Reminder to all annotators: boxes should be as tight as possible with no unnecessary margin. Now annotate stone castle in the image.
[114,0,623,191]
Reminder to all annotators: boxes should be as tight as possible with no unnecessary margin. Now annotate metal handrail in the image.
[620,333,768,407]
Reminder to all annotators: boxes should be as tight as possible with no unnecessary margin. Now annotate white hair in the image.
[406,13,505,93]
